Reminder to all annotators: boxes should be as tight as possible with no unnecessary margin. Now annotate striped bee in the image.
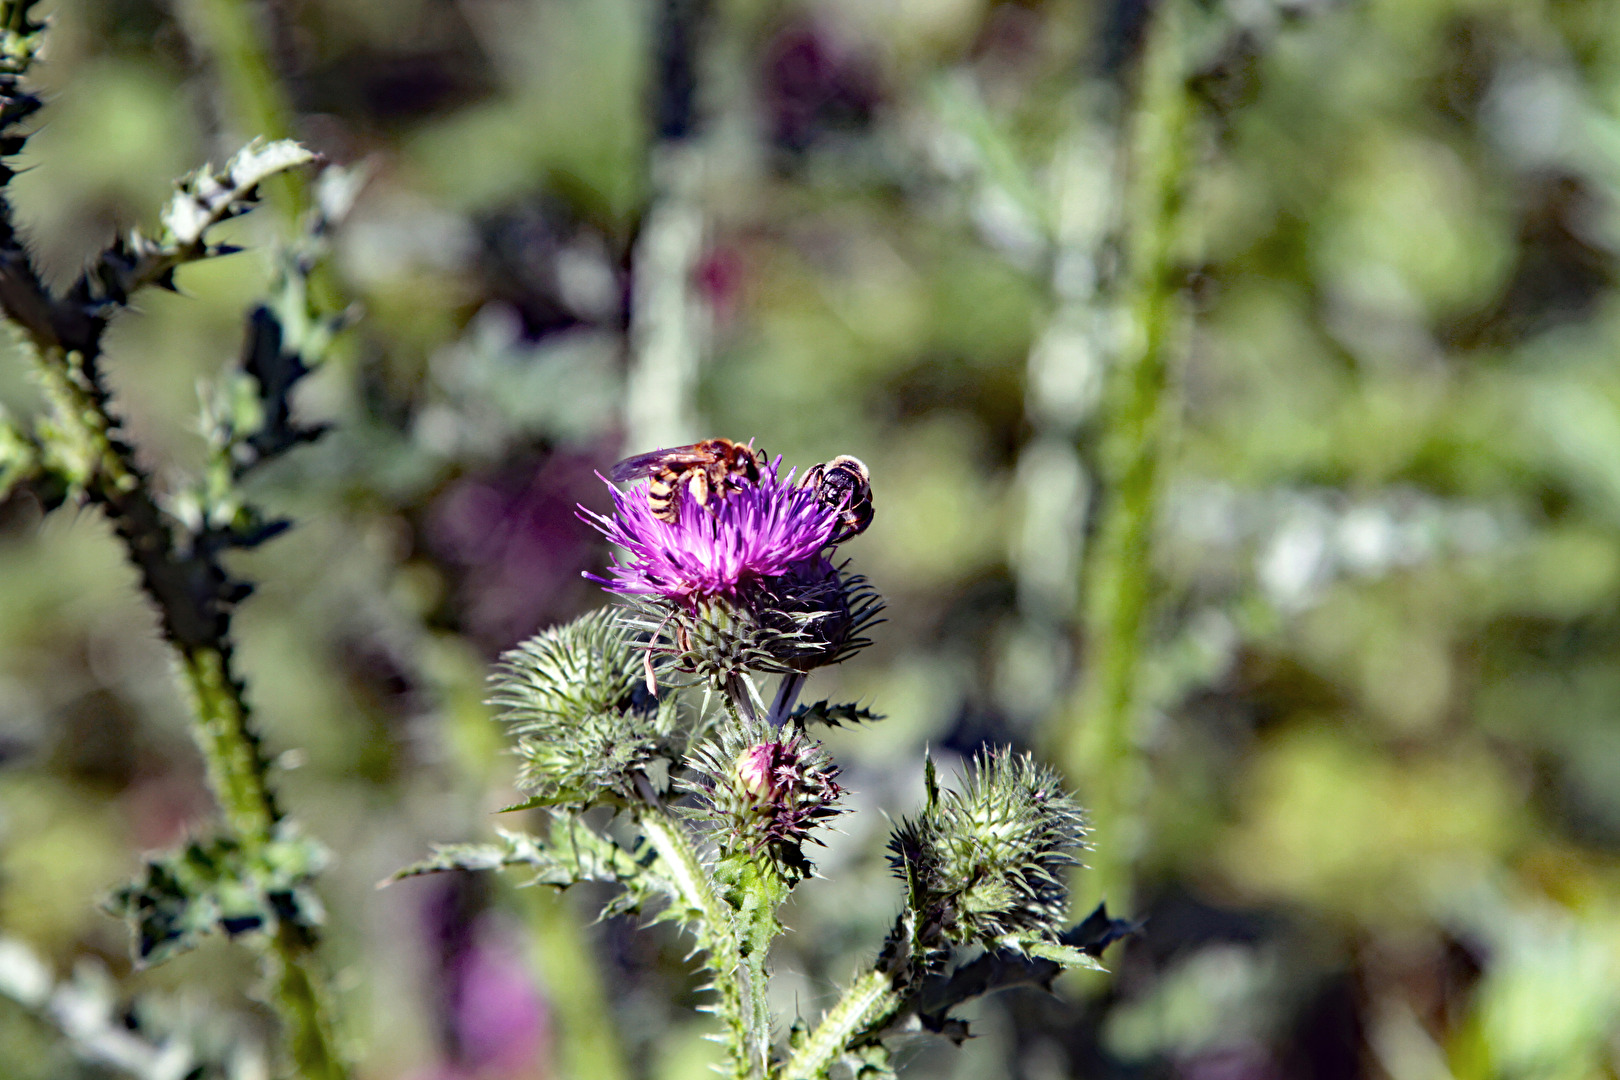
[802,455,873,543]
[610,438,765,523]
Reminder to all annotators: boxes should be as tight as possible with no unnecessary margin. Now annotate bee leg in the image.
[643,648,659,697]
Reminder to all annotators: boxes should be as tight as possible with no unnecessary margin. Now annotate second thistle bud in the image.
[888,750,1089,962]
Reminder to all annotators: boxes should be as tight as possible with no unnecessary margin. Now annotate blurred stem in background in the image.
[625,143,708,451]
[436,635,634,1080]
[177,0,350,328]
[624,0,714,452]
[1060,0,1191,918]
[515,888,632,1080]
[1013,118,1113,747]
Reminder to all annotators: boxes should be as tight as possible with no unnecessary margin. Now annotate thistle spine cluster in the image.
[889,751,1089,960]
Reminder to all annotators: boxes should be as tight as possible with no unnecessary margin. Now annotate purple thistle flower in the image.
[581,457,839,604]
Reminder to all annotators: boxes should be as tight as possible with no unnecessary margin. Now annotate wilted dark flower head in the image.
[489,607,680,807]
[685,717,845,881]
[581,456,838,604]
[889,750,1088,956]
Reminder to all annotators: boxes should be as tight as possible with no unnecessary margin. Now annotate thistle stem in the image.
[767,673,806,727]
[779,969,901,1080]
[182,647,279,842]
[725,672,762,724]
[28,346,351,1079]
[741,919,774,1078]
[634,793,763,1077]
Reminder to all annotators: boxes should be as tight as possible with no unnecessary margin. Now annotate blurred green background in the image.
[4,0,1620,1077]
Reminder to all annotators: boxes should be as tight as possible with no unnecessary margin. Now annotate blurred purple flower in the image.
[412,899,550,1080]
[581,457,838,604]
[427,450,612,651]
[453,935,547,1076]
[763,21,879,154]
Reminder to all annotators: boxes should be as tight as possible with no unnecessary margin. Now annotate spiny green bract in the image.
[490,607,680,806]
[889,750,1088,955]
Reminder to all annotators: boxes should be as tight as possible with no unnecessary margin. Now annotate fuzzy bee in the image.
[802,455,873,543]
[610,438,766,523]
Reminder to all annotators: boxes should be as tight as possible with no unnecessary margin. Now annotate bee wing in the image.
[608,444,707,482]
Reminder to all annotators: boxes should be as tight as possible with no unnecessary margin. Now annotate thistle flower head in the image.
[685,717,845,881]
[585,446,884,687]
[582,456,838,604]
[888,750,1088,957]
[489,607,680,807]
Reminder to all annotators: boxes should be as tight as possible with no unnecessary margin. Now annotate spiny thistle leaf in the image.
[390,821,654,895]
[391,818,704,932]
[887,749,1088,963]
[792,700,884,728]
[490,607,682,807]
[909,903,1137,1038]
[167,162,362,563]
[106,828,328,968]
[73,139,318,311]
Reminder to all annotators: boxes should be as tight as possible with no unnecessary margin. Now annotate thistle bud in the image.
[735,743,782,799]
[489,607,681,807]
[687,719,846,881]
[888,750,1088,960]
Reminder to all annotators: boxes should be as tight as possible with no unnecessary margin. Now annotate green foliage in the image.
[0,409,52,505]
[33,0,1620,1075]
[841,1043,897,1080]
[0,935,267,1080]
[107,828,328,967]
[78,140,317,308]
